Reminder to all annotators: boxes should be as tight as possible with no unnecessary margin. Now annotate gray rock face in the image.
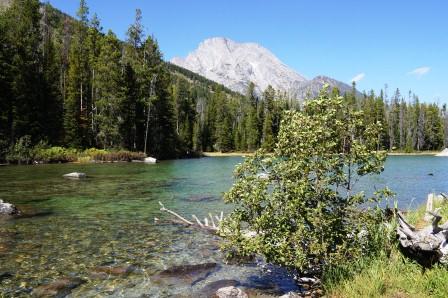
[0,199,20,216]
[171,37,354,99]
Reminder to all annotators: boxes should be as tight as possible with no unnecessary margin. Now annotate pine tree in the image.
[245,82,259,151]
[0,9,13,154]
[173,77,196,153]
[424,104,444,150]
[95,31,124,148]
[40,3,64,144]
[120,63,138,150]
[86,12,102,143]
[216,92,233,152]
[4,0,47,145]
[64,0,91,147]
[141,36,177,158]
[261,86,275,151]
[124,8,145,151]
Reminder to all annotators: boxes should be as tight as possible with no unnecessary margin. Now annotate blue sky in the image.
[48,0,447,104]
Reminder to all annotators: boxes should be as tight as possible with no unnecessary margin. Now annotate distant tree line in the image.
[343,85,447,152]
[0,0,446,162]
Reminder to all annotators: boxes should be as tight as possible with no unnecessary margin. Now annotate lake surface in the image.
[0,156,447,297]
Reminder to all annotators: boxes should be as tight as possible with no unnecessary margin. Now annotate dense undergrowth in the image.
[4,136,146,164]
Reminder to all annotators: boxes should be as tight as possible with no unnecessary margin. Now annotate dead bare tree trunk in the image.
[144,75,157,155]
[397,194,448,267]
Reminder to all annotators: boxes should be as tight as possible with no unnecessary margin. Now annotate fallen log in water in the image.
[158,201,221,233]
[397,193,448,268]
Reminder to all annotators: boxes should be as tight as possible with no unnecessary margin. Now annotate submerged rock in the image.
[186,195,218,202]
[63,172,86,179]
[199,280,240,297]
[90,264,135,279]
[152,262,219,286]
[0,199,20,216]
[0,272,13,282]
[32,277,85,297]
[215,286,248,298]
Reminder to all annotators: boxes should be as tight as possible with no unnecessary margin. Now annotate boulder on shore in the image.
[435,148,448,157]
[0,199,20,216]
[144,157,157,164]
[63,172,86,179]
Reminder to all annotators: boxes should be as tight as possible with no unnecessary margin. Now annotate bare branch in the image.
[158,201,194,225]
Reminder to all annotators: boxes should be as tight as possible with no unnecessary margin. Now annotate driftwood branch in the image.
[158,201,194,225]
[157,202,258,238]
[158,201,220,233]
[397,194,448,267]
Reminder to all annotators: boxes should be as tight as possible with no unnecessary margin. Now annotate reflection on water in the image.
[0,156,447,296]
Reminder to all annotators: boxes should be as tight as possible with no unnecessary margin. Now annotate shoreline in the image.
[202,151,439,157]
[0,150,442,166]
[201,152,254,157]
[387,151,437,156]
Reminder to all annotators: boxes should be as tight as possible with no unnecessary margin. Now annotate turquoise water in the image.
[358,156,448,208]
[0,156,447,296]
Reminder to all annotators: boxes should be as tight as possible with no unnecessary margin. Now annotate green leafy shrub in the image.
[106,150,146,162]
[220,86,390,277]
[81,148,108,161]
[6,135,33,164]
[34,146,78,163]
[81,148,145,162]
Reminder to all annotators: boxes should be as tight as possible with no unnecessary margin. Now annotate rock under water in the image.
[90,264,135,279]
[215,286,248,298]
[32,277,85,297]
[152,262,219,286]
[199,279,240,297]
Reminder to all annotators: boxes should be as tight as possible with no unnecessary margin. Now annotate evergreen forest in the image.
[0,0,447,162]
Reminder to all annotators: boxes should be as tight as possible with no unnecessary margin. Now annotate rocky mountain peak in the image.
[171,37,354,99]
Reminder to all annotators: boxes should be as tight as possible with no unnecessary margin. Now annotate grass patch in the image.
[326,250,448,298]
[325,196,448,298]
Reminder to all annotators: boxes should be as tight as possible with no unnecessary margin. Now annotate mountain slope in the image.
[172,37,307,96]
[171,37,355,98]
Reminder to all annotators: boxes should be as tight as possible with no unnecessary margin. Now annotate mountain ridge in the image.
[172,37,355,98]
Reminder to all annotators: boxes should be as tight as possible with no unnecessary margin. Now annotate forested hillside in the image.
[0,0,446,162]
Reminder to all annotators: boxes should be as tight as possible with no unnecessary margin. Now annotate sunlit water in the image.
[0,156,447,297]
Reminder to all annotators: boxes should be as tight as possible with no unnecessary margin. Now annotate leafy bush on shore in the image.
[34,146,78,163]
[5,135,34,164]
[220,86,391,277]
[81,148,146,162]
[4,137,145,164]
